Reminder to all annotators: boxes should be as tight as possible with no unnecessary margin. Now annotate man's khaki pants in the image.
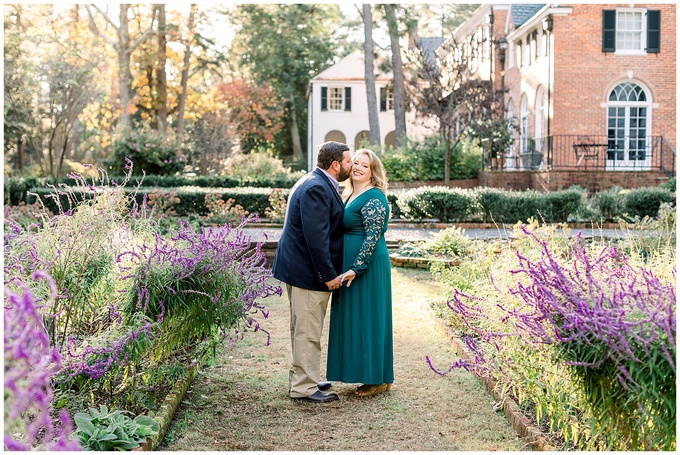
[287,284,331,398]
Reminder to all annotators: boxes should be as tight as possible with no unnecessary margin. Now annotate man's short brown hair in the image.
[316,141,349,170]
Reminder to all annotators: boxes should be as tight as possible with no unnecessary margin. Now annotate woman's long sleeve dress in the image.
[326,188,394,385]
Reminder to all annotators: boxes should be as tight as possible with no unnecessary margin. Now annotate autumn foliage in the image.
[215,79,285,152]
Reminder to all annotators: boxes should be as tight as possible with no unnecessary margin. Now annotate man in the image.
[272,141,352,403]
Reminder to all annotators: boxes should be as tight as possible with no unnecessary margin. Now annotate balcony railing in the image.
[483,135,676,175]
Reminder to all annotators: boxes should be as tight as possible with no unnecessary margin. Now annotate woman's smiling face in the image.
[351,153,372,187]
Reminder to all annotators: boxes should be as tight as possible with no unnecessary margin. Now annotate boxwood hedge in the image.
[19,183,675,224]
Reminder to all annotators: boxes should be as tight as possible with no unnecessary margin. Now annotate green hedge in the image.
[475,187,586,223]
[5,174,301,206]
[19,184,675,224]
[396,186,478,222]
[623,187,676,220]
[26,186,289,218]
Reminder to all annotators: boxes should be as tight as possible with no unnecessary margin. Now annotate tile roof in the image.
[511,4,545,27]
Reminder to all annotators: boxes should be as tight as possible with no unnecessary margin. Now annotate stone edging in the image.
[389,254,460,270]
[389,221,620,230]
[133,365,198,451]
[422,302,555,451]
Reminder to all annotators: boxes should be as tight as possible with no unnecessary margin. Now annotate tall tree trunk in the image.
[176,4,197,138]
[289,92,303,162]
[362,4,381,146]
[443,126,451,185]
[155,4,167,136]
[86,4,156,131]
[117,4,134,130]
[17,137,24,171]
[384,4,406,147]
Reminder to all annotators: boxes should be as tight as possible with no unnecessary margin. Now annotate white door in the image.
[606,82,652,170]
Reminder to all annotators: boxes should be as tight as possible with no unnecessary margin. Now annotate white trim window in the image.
[606,81,652,170]
[617,10,645,52]
[603,9,660,54]
[320,86,352,112]
[380,86,394,112]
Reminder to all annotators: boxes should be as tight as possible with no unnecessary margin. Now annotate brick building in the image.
[457,4,676,191]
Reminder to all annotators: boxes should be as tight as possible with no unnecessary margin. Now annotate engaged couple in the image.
[273,141,394,403]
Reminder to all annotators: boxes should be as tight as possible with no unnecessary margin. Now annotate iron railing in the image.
[483,135,676,175]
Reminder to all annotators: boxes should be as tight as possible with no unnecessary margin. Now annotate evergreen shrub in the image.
[622,187,675,220]
[397,186,478,222]
[382,136,481,181]
[590,186,626,221]
[661,177,676,192]
[106,127,185,176]
[4,175,41,205]
[475,188,544,223]
[475,187,584,223]
[27,186,285,218]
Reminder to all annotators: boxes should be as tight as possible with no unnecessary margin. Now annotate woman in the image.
[326,148,394,397]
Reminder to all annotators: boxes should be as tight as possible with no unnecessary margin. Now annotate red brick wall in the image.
[390,179,479,189]
[503,4,676,157]
[552,4,676,146]
[479,170,671,192]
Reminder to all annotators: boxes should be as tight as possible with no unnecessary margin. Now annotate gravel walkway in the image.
[239,225,630,243]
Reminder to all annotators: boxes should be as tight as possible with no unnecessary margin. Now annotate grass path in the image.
[160,267,528,451]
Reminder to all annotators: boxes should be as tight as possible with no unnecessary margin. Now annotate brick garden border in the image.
[422,302,556,451]
[390,254,555,450]
[133,365,198,451]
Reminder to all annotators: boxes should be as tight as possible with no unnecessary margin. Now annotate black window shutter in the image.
[602,10,616,52]
[380,87,386,111]
[647,10,660,53]
[344,87,351,111]
[321,86,327,111]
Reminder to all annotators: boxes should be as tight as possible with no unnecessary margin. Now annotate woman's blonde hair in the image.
[342,148,388,199]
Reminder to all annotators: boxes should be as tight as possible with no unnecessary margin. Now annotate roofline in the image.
[506,5,574,41]
[310,77,393,82]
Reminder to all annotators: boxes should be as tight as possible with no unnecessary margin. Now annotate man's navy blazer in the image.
[272,168,344,292]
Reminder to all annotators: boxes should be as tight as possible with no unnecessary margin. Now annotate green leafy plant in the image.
[396,186,479,222]
[72,405,159,451]
[220,149,304,185]
[427,226,473,258]
[395,242,428,258]
[107,126,185,176]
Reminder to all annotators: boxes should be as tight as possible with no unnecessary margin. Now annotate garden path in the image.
[240,225,628,243]
[159,267,529,451]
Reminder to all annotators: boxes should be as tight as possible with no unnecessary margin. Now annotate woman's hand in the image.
[340,269,357,287]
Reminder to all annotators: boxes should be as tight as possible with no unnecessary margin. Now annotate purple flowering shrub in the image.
[5,159,280,423]
[429,225,676,450]
[116,216,280,365]
[4,166,131,351]
[4,272,81,451]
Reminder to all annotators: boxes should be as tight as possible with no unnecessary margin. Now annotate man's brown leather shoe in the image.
[291,390,339,403]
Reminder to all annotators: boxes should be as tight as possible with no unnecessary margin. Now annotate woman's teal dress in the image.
[326,188,394,385]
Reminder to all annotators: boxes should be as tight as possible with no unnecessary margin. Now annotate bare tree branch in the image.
[84,5,117,49]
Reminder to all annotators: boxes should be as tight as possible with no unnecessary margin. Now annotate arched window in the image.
[384,131,396,151]
[354,131,371,150]
[506,101,516,170]
[606,81,652,169]
[535,86,545,151]
[520,94,530,153]
[325,130,346,144]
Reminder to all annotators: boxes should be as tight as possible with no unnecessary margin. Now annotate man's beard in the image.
[337,167,351,182]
